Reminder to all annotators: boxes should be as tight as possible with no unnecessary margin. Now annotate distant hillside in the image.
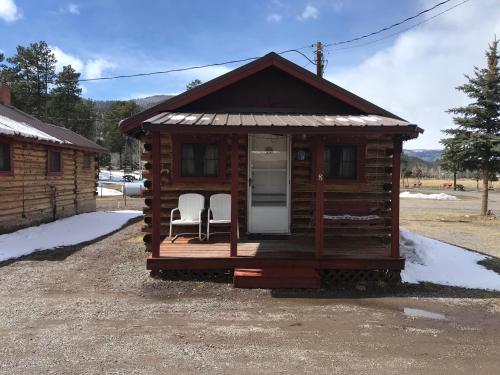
[92,94,174,112]
[404,149,442,163]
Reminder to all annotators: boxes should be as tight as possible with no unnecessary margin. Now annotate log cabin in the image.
[0,86,106,234]
[120,52,422,288]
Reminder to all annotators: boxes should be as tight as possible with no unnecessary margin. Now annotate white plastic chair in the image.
[207,194,239,240]
[169,193,205,242]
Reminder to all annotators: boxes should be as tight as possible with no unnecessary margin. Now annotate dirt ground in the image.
[1,213,500,374]
[401,189,500,257]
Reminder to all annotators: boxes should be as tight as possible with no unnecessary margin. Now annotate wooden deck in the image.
[147,236,404,271]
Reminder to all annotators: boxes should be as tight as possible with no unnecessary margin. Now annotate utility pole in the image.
[315,41,324,78]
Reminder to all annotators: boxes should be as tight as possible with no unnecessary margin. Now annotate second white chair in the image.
[207,193,239,240]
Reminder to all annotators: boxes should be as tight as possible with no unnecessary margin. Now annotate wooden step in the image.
[233,267,320,289]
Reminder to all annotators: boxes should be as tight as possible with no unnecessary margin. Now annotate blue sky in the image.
[1,0,500,148]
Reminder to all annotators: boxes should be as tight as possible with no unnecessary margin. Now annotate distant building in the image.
[0,86,106,233]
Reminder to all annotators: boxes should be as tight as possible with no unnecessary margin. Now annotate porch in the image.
[147,235,404,271]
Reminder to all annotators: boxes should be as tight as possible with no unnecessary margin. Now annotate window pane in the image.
[49,151,61,172]
[84,154,92,169]
[324,145,357,179]
[0,143,11,172]
[181,143,218,177]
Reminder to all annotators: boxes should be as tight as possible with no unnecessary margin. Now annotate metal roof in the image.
[0,103,106,153]
[144,112,416,128]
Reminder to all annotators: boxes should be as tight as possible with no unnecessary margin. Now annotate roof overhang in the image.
[141,112,422,140]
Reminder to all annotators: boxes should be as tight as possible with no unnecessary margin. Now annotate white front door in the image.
[248,134,290,234]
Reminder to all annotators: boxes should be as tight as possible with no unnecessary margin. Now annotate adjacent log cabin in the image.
[0,86,106,234]
[120,53,422,288]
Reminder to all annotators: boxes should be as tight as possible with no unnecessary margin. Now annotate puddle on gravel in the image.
[404,308,447,320]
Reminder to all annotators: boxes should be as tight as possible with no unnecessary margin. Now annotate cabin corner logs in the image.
[0,140,99,233]
[140,131,396,253]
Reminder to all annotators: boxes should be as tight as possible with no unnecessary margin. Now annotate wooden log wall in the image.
[140,131,395,251]
[0,140,98,233]
[140,132,247,249]
[291,135,394,245]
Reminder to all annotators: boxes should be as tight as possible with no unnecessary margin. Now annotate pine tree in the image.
[48,65,82,129]
[443,38,500,216]
[102,101,140,169]
[1,41,56,120]
[438,139,465,190]
[186,79,202,90]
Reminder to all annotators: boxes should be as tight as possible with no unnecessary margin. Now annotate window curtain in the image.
[340,147,356,178]
[181,145,195,176]
[203,145,218,176]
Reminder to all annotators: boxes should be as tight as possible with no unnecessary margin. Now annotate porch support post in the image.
[151,130,161,258]
[314,137,325,258]
[230,134,239,257]
[391,136,402,258]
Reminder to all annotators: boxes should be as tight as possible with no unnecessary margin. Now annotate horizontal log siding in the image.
[0,140,98,233]
[141,132,394,254]
[291,135,393,250]
[141,132,247,247]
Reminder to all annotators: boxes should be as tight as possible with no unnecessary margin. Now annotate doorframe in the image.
[247,134,291,234]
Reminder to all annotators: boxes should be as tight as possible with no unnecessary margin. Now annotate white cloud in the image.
[267,13,282,23]
[51,46,84,72]
[67,3,80,15]
[0,0,22,22]
[51,46,117,80]
[297,4,318,21]
[85,58,117,80]
[327,0,500,149]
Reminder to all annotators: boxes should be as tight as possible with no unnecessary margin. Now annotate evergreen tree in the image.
[186,79,202,90]
[438,139,465,190]
[1,41,56,120]
[48,65,82,129]
[443,38,500,216]
[102,101,140,169]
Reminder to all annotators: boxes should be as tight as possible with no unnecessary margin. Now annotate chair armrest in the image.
[199,208,205,222]
[170,207,179,220]
[207,208,212,220]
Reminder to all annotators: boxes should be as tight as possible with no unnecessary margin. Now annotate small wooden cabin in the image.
[0,86,106,233]
[120,53,422,288]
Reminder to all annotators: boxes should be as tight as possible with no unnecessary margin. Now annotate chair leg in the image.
[169,220,173,242]
[199,221,202,241]
[237,218,240,240]
[207,220,210,241]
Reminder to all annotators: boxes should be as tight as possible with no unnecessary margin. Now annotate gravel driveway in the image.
[1,221,499,374]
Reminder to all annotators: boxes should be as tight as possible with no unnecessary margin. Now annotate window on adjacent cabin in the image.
[324,145,357,179]
[48,150,62,173]
[84,153,92,169]
[0,143,11,172]
[181,143,219,177]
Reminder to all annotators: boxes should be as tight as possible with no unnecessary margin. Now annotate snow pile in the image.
[401,229,500,291]
[324,214,379,221]
[96,187,123,197]
[0,210,142,263]
[99,169,142,182]
[400,192,458,200]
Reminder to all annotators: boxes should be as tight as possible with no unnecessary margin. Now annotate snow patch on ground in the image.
[96,187,123,197]
[0,211,142,263]
[400,192,458,200]
[99,169,142,182]
[401,229,500,291]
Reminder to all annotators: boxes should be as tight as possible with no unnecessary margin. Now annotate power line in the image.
[324,0,456,47]
[76,48,315,83]
[326,0,472,52]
